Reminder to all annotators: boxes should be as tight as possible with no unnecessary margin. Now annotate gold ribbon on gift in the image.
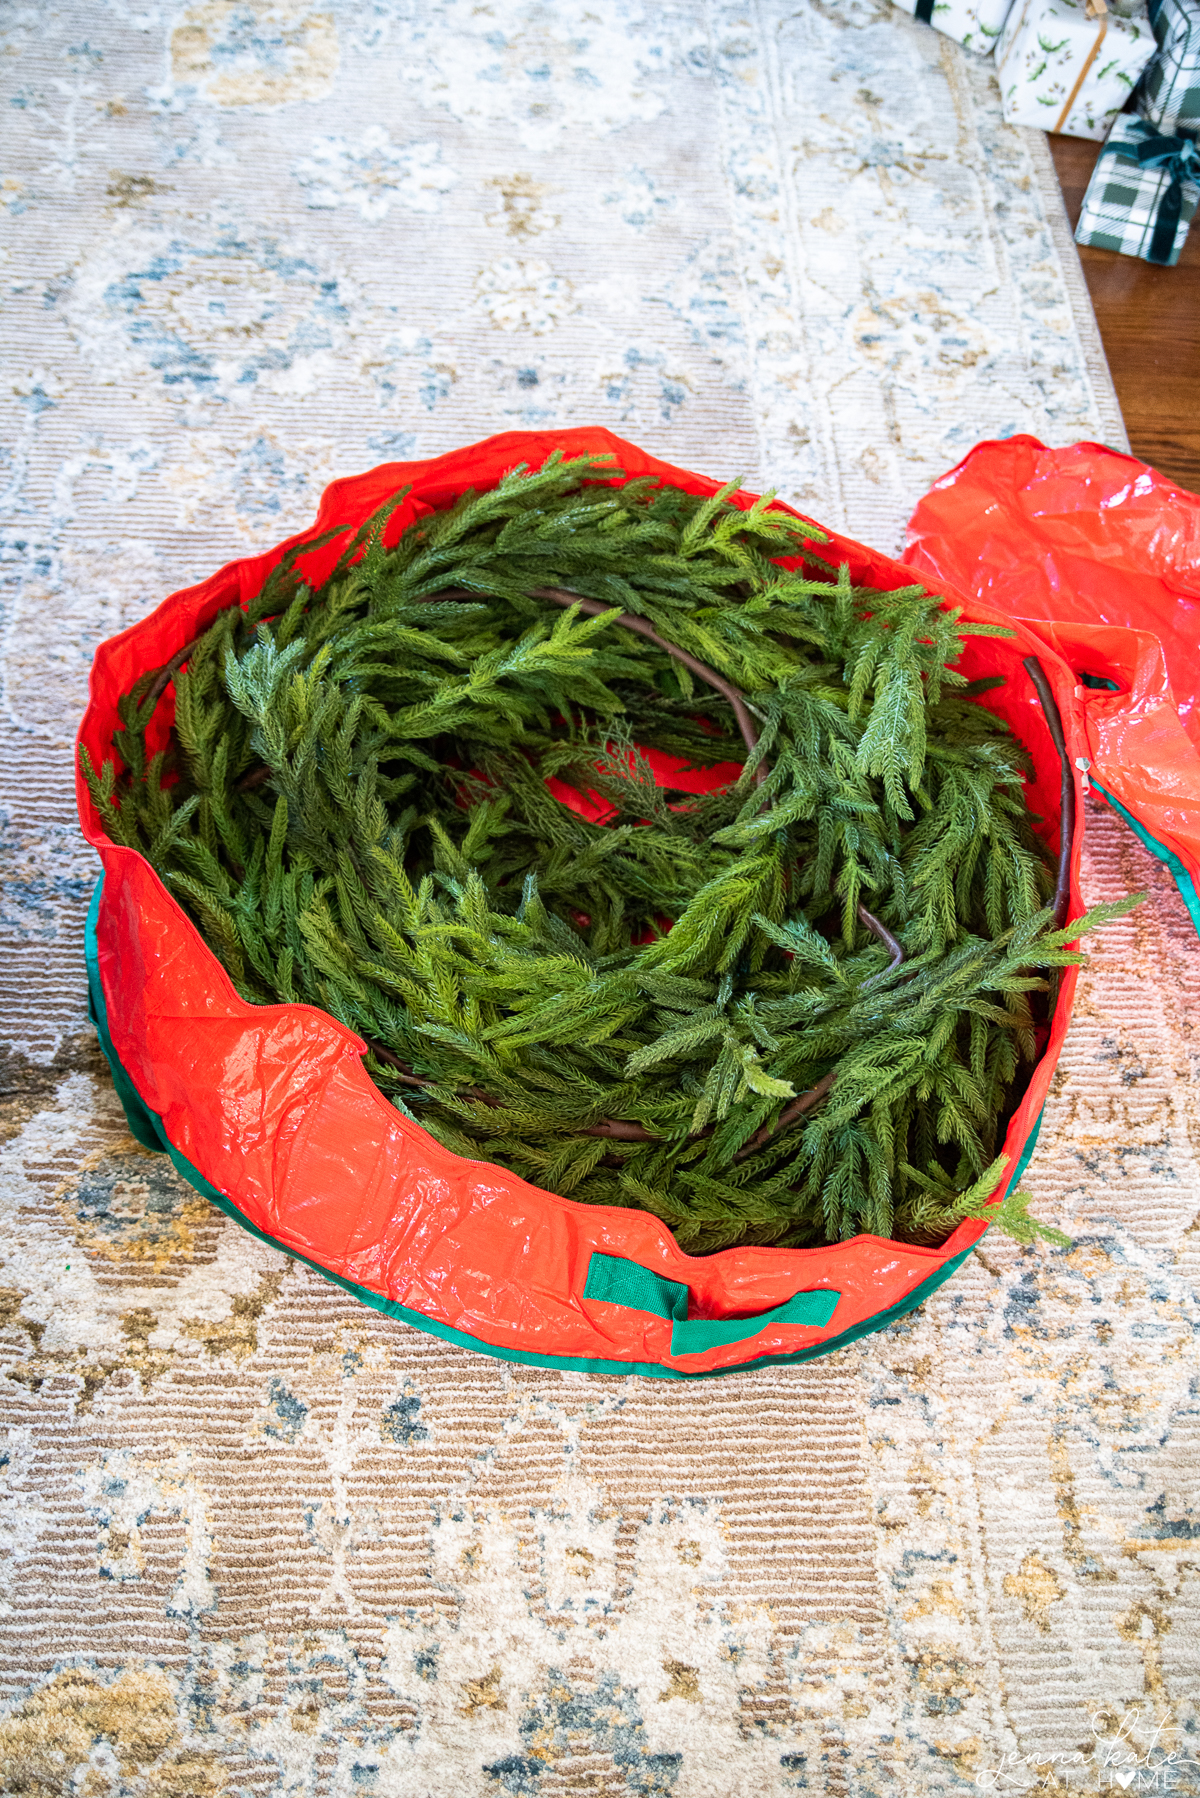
[1053,0,1109,134]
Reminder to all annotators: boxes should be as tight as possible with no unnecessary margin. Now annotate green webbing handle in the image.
[584,1252,840,1356]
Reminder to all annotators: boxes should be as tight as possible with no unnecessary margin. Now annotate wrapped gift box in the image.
[1138,0,1200,133]
[996,0,1157,138]
[1075,112,1200,260]
[892,0,1016,55]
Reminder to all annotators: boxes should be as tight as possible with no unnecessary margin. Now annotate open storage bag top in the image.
[77,429,1090,1378]
[904,433,1200,927]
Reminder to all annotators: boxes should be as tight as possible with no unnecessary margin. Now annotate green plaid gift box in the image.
[1138,0,1200,134]
[1076,113,1200,262]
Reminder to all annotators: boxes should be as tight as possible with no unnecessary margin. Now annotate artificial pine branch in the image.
[85,453,1140,1253]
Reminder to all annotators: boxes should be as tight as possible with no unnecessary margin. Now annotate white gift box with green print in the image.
[891,0,1016,55]
[1138,0,1200,133]
[996,0,1156,138]
[1076,112,1200,261]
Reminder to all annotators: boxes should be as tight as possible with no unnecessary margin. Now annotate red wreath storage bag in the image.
[904,435,1200,936]
[78,430,1090,1378]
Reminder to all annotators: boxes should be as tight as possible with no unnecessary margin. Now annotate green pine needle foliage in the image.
[82,453,1138,1254]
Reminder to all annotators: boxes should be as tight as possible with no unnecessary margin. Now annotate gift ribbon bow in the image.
[1101,118,1200,265]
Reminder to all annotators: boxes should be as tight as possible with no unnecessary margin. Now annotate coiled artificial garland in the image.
[83,454,1131,1252]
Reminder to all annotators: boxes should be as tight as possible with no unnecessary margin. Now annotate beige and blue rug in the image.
[4,2,1199,1794]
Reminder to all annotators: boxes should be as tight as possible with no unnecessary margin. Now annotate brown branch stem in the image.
[363,1039,498,1106]
[236,764,273,793]
[857,904,905,973]
[733,1070,838,1163]
[579,1119,660,1141]
[144,635,205,710]
[531,585,768,786]
[1021,655,1074,929]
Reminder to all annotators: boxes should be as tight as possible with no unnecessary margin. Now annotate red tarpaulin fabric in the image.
[904,435,1200,903]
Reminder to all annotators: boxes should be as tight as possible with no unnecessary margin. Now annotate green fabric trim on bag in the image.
[1092,781,1200,940]
[85,884,171,1156]
[584,1251,840,1354]
[83,877,1039,1379]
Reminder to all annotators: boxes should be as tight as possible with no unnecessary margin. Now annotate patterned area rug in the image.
[5,3,1198,1795]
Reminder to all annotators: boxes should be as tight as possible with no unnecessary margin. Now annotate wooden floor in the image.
[1049,135,1200,495]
